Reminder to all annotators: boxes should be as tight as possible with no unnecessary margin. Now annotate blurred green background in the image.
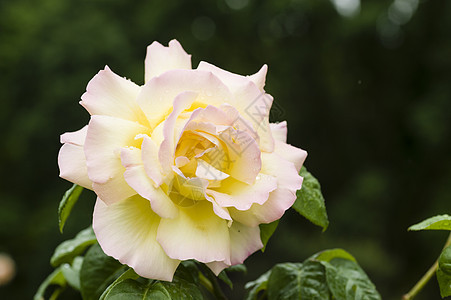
[1,0,450,298]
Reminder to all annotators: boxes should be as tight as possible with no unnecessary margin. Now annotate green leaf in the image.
[267,261,330,300]
[226,264,247,274]
[244,270,271,300]
[51,227,96,267]
[80,244,128,300]
[58,184,84,233]
[197,263,228,300]
[99,268,139,300]
[218,270,233,289]
[60,256,83,290]
[293,166,329,231]
[437,269,451,298]
[320,258,381,300]
[176,261,200,286]
[408,215,451,231]
[34,267,67,300]
[103,277,204,300]
[311,248,357,263]
[437,245,451,297]
[259,220,279,252]
[217,264,247,290]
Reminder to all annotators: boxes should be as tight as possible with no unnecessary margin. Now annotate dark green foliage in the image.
[34,268,67,300]
[437,245,451,298]
[58,184,83,233]
[259,220,279,252]
[80,244,128,300]
[51,227,96,267]
[244,248,380,300]
[267,261,330,300]
[293,167,329,231]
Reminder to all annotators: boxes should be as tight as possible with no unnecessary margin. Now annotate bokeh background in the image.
[1,0,450,298]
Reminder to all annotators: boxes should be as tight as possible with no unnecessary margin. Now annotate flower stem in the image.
[402,232,451,300]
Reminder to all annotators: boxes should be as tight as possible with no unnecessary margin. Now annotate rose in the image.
[58,40,307,281]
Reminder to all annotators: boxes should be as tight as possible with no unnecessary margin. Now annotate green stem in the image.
[402,232,451,300]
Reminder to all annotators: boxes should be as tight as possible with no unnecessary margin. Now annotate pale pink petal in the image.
[205,193,232,221]
[80,66,148,126]
[84,115,148,183]
[269,121,287,143]
[92,178,136,205]
[206,222,263,274]
[157,201,231,264]
[195,159,229,181]
[260,152,303,191]
[93,196,180,281]
[218,127,261,184]
[60,126,88,145]
[84,115,148,204]
[197,62,268,93]
[140,135,164,187]
[230,187,298,227]
[273,141,307,173]
[247,64,268,92]
[196,62,273,151]
[58,144,92,189]
[207,174,277,210]
[120,147,178,219]
[229,152,303,227]
[197,61,250,94]
[137,69,232,129]
[233,82,274,152]
[159,91,198,174]
[145,40,192,83]
[229,222,263,265]
[206,261,230,276]
[171,169,231,221]
[58,126,92,189]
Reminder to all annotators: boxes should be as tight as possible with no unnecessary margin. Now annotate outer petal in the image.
[60,126,88,145]
[236,86,274,152]
[157,201,231,264]
[228,222,263,265]
[197,61,268,93]
[85,115,148,183]
[93,196,180,281]
[207,261,230,276]
[197,62,274,152]
[84,115,148,204]
[58,126,92,189]
[58,144,92,189]
[269,121,287,143]
[273,141,307,173]
[80,66,148,126]
[120,147,179,219]
[231,152,303,227]
[248,64,268,92]
[145,39,192,83]
[230,187,298,227]
[207,222,263,275]
[207,174,277,210]
[137,69,233,129]
[260,152,303,191]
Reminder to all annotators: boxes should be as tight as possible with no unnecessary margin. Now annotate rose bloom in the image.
[58,40,307,281]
